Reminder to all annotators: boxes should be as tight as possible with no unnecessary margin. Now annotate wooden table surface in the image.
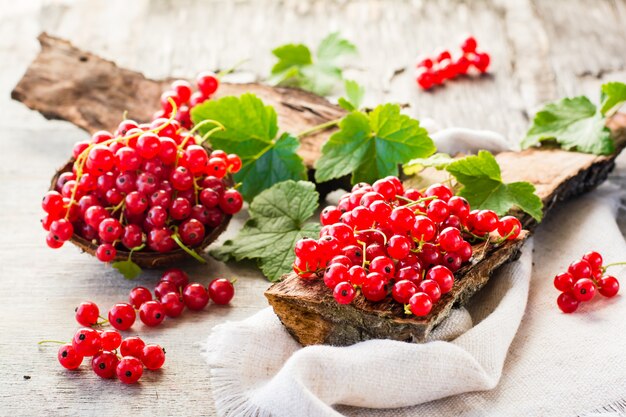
[1,1,625,416]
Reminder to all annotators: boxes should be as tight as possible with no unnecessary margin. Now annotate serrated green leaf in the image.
[190,93,278,160]
[315,104,435,184]
[271,44,312,75]
[403,153,454,175]
[316,32,357,63]
[338,79,364,111]
[111,259,142,280]
[522,96,614,155]
[600,81,626,115]
[210,180,321,281]
[234,133,307,201]
[446,150,543,221]
[269,33,357,96]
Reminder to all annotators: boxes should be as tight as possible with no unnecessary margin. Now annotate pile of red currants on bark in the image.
[40,74,244,265]
[293,176,523,317]
[415,35,491,90]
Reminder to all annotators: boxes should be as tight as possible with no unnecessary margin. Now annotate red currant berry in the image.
[572,278,596,302]
[411,216,436,242]
[120,336,145,357]
[128,287,152,309]
[96,243,116,262]
[227,154,242,173]
[437,227,463,252]
[161,292,185,317]
[473,52,490,73]
[392,280,418,304]
[161,268,189,290]
[98,218,123,243]
[86,145,115,173]
[473,210,499,233]
[568,260,592,279]
[370,200,392,223]
[108,303,136,331]
[208,279,235,305]
[183,283,209,310]
[170,166,193,191]
[436,50,452,62]
[416,70,435,90]
[100,330,122,351]
[424,183,453,202]
[320,206,342,225]
[447,196,470,219]
[219,189,243,215]
[50,218,74,242]
[497,216,522,240]
[370,256,395,278]
[58,344,83,370]
[75,301,99,327]
[347,265,367,286]
[147,227,176,253]
[372,178,397,200]
[416,57,433,69]
[582,251,603,271]
[324,263,349,289]
[390,206,416,233]
[197,71,219,96]
[387,235,411,260]
[362,272,388,301]
[598,275,619,298]
[179,218,205,246]
[141,344,166,370]
[139,301,165,327]
[42,191,64,215]
[92,351,119,379]
[408,292,433,316]
[553,272,574,292]
[418,279,441,303]
[170,197,192,220]
[72,328,101,357]
[557,292,579,313]
[121,224,144,250]
[461,36,478,53]
[116,356,143,384]
[333,282,356,304]
[425,265,454,294]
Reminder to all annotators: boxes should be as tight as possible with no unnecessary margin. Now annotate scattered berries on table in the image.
[293,176,524,317]
[553,251,621,313]
[415,35,491,90]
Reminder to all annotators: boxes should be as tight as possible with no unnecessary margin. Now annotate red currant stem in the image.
[107,199,126,214]
[357,239,368,268]
[172,233,206,263]
[403,304,413,315]
[216,58,250,79]
[230,277,238,285]
[37,340,67,345]
[602,261,626,272]
[461,227,489,242]
[356,228,388,245]
[492,229,516,245]
[188,119,225,139]
[232,182,242,190]
[96,319,109,326]
[404,196,438,208]
[296,118,341,139]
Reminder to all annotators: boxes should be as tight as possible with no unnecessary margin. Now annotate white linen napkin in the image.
[203,129,626,417]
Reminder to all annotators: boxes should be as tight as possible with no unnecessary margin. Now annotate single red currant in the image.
[392,280,418,304]
[568,260,592,279]
[598,275,619,298]
[108,303,136,331]
[58,344,83,370]
[182,283,209,310]
[92,351,119,379]
[120,336,145,357]
[139,301,166,327]
[582,251,603,271]
[141,344,166,370]
[557,292,579,313]
[116,356,143,384]
[208,279,235,305]
[100,330,122,351]
[572,278,596,302]
[553,272,574,292]
[425,265,454,294]
[408,292,433,316]
[333,281,356,304]
[72,328,102,357]
[161,292,185,317]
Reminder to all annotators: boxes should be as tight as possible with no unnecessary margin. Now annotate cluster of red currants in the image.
[56,328,164,384]
[41,108,244,263]
[554,251,621,313]
[155,72,220,129]
[293,176,523,317]
[75,269,235,330]
[415,36,491,90]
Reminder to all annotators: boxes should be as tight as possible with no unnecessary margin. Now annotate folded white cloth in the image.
[204,150,626,417]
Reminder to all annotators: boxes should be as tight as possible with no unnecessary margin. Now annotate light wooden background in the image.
[1,0,625,416]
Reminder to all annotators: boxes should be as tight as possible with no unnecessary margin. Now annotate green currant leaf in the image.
[315,104,435,184]
[446,150,543,221]
[269,32,357,96]
[190,93,277,160]
[234,133,307,201]
[600,81,626,116]
[403,153,454,175]
[338,79,365,111]
[522,96,614,155]
[191,93,305,200]
[211,180,321,281]
[112,259,142,280]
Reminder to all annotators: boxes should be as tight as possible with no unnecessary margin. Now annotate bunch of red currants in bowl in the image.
[40,76,244,265]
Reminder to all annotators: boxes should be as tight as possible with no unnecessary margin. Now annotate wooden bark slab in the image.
[11,33,345,169]
[266,118,626,346]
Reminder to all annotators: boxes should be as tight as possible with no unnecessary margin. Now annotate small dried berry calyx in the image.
[554,251,622,313]
[292,176,525,315]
